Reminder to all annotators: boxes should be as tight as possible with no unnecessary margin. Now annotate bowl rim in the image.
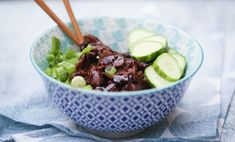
[30,17,204,96]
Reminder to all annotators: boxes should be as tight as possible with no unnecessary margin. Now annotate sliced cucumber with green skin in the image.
[142,35,168,48]
[131,41,163,62]
[145,66,172,88]
[129,35,168,52]
[128,29,155,48]
[171,53,186,75]
[153,53,181,81]
[167,48,178,54]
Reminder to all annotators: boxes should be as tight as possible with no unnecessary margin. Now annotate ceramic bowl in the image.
[30,17,203,138]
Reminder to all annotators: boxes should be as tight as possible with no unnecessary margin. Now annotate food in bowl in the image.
[31,17,203,137]
[44,29,187,91]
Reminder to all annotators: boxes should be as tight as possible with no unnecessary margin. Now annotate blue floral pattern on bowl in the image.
[30,17,203,133]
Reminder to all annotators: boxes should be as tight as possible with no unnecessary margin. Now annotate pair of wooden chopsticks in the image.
[35,0,84,45]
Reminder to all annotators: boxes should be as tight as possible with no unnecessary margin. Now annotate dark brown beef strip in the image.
[73,34,151,92]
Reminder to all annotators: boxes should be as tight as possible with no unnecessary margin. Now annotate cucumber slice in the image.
[131,41,163,62]
[171,53,186,75]
[142,35,168,48]
[153,53,181,81]
[167,48,178,54]
[128,29,155,48]
[129,35,168,51]
[145,66,172,88]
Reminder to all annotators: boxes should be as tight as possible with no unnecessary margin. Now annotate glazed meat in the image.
[72,34,151,91]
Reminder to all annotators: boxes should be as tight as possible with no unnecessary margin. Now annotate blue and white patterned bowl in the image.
[30,17,203,138]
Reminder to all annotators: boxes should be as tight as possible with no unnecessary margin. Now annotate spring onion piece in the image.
[71,76,86,88]
[51,36,61,55]
[45,68,52,76]
[65,79,70,85]
[51,68,57,79]
[48,61,55,67]
[56,66,68,82]
[65,48,77,59]
[76,52,83,59]
[57,61,76,75]
[47,54,55,62]
[68,58,78,64]
[57,61,67,67]
[105,66,117,76]
[55,54,64,63]
[83,85,93,90]
[82,44,93,54]
[73,44,93,60]
[64,63,76,75]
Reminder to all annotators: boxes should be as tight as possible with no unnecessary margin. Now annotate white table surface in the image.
[0,0,235,141]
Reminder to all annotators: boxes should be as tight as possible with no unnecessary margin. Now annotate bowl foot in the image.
[85,128,145,139]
